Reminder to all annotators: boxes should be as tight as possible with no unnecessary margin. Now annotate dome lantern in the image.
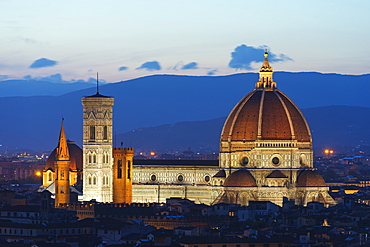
[256,51,276,90]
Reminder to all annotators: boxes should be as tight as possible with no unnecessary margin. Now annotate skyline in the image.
[1,0,369,83]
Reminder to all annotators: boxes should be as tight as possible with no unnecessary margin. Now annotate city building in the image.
[41,52,335,207]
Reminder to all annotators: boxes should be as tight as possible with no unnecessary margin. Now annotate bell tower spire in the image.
[55,118,71,207]
[56,118,70,161]
[256,51,276,90]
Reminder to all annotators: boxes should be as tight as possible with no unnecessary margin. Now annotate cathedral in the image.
[41,52,336,207]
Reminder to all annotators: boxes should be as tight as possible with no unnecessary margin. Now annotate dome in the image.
[45,141,83,170]
[223,170,257,187]
[221,52,311,143]
[296,170,327,187]
[221,90,311,142]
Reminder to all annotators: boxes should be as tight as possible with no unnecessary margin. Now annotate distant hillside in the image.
[0,80,95,97]
[116,106,370,154]
[116,117,226,152]
[1,72,370,150]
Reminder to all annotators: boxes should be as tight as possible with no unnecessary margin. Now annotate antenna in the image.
[96,72,99,94]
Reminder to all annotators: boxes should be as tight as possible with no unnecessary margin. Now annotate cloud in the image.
[207,70,218,76]
[181,62,199,70]
[136,61,161,71]
[22,73,105,84]
[119,66,128,71]
[23,74,62,83]
[29,58,58,69]
[228,44,292,70]
[0,75,9,80]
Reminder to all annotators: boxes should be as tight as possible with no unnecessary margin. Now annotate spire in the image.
[56,118,70,161]
[96,72,99,94]
[256,51,276,90]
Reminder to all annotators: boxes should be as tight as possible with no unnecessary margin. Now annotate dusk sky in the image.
[1,0,369,83]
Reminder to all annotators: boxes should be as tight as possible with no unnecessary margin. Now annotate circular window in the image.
[241,157,249,166]
[272,157,280,165]
[177,174,184,182]
[150,174,157,182]
[204,175,210,182]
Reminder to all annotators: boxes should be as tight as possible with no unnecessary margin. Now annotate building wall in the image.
[132,184,223,205]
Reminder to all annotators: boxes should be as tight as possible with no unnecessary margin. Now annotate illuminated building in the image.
[81,91,121,203]
[131,52,335,206]
[41,123,83,204]
[113,147,134,203]
[54,120,71,207]
[42,52,335,207]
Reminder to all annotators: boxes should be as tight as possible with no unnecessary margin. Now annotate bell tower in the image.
[82,84,114,202]
[113,147,134,203]
[55,119,70,207]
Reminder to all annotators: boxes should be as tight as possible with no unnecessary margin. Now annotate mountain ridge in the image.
[1,72,370,150]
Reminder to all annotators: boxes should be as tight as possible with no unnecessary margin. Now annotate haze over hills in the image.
[1,72,370,151]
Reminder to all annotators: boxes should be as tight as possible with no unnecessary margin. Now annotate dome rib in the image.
[260,91,292,140]
[221,90,261,142]
[274,91,295,139]
[257,90,265,139]
[279,91,312,142]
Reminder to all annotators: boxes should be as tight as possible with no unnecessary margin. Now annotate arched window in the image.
[48,172,52,182]
[90,126,95,140]
[88,176,92,185]
[88,154,92,164]
[93,176,97,185]
[93,154,96,163]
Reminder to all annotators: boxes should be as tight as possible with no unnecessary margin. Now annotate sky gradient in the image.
[1,0,369,83]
